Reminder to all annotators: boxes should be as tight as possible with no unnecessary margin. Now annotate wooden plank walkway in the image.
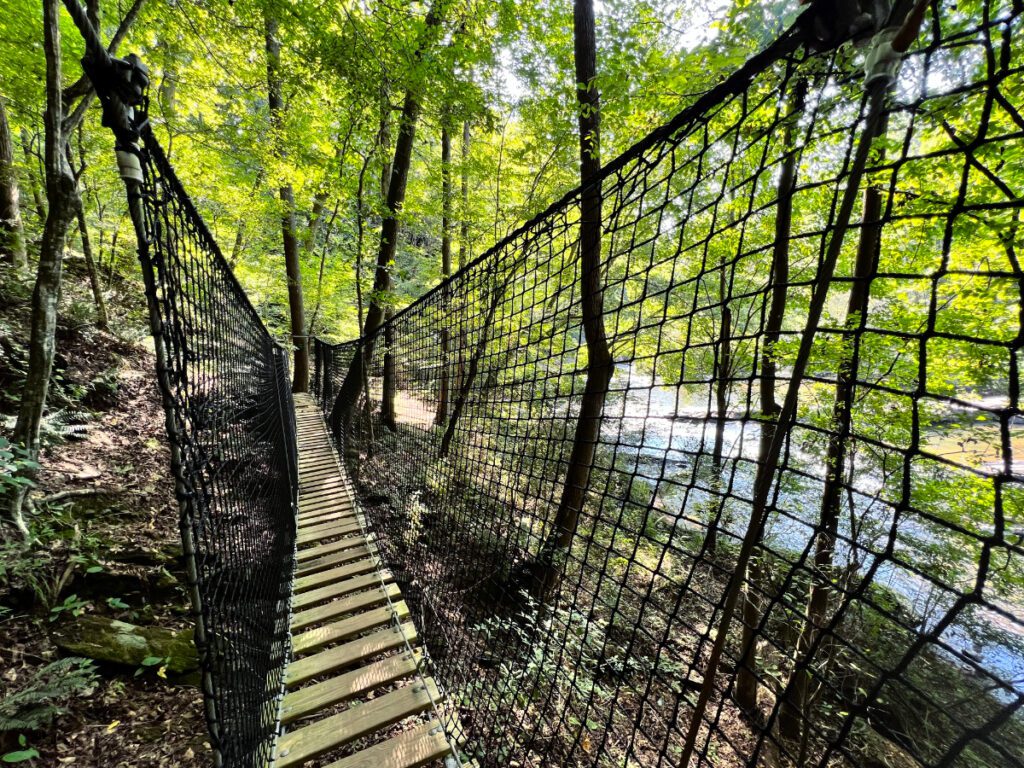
[272,394,456,768]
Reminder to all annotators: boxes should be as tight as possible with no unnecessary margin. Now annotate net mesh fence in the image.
[311,2,1024,766]
[130,118,298,765]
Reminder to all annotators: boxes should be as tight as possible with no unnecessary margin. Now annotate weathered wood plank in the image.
[280,650,421,724]
[285,622,417,687]
[321,721,451,768]
[297,521,362,546]
[275,679,441,768]
[291,583,401,632]
[291,571,393,611]
[299,511,357,530]
[292,602,409,656]
[294,558,381,594]
[294,546,372,577]
[296,535,365,562]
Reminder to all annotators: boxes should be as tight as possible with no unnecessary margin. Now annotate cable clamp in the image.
[116,147,143,184]
[864,27,903,88]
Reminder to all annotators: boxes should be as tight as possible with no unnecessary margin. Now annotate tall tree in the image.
[777,103,893,745]
[0,96,28,268]
[435,119,453,425]
[734,78,806,714]
[5,0,145,538]
[20,129,46,226]
[264,7,309,393]
[5,0,79,537]
[533,0,612,599]
[330,0,447,435]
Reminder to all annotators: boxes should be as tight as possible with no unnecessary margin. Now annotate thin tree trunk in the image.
[75,193,108,330]
[734,78,806,715]
[435,121,453,426]
[105,225,120,287]
[264,11,309,393]
[330,2,444,436]
[379,86,392,201]
[707,261,732,556]
[0,98,27,268]
[534,0,612,600]
[439,278,505,458]
[778,107,891,743]
[228,219,244,267]
[455,120,470,395]
[381,309,397,431]
[353,158,375,450]
[6,0,79,539]
[459,121,470,269]
[20,129,46,226]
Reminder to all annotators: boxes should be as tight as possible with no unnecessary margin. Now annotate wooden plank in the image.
[296,518,360,536]
[299,508,356,527]
[300,495,355,511]
[298,499,354,515]
[322,721,451,768]
[292,602,409,656]
[300,481,347,493]
[294,558,381,594]
[299,465,339,476]
[299,460,339,471]
[296,535,365,563]
[275,680,441,768]
[280,650,421,724]
[298,510,357,530]
[301,491,354,507]
[292,571,392,611]
[291,582,402,632]
[297,521,362,546]
[300,496,355,512]
[300,495,354,512]
[285,622,417,687]
[294,546,372,577]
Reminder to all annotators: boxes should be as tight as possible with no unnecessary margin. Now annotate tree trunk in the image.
[6,0,79,539]
[330,2,444,437]
[734,79,805,714]
[435,122,453,426]
[455,121,470,395]
[533,0,612,600]
[706,262,732,556]
[20,129,46,226]
[264,12,309,393]
[0,97,27,268]
[382,309,397,432]
[778,107,891,744]
[75,192,108,330]
[439,279,505,458]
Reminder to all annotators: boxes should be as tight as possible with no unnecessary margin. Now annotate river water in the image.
[599,367,1024,699]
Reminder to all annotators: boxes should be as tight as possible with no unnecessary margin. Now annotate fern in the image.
[0,658,97,732]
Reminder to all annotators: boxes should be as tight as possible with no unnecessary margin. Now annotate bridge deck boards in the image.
[272,394,457,768]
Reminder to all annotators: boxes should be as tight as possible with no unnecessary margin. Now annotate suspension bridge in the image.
[58,0,1024,766]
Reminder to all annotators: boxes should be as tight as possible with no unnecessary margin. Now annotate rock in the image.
[52,616,198,675]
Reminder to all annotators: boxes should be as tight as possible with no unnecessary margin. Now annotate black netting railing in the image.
[66,5,301,760]
[313,3,1024,767]
[134,132,299,767]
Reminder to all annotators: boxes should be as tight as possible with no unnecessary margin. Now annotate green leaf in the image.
[2,748,40,763]
[140,656,164,667]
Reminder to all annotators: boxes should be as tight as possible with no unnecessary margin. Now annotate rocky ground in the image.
[1,262,208,766]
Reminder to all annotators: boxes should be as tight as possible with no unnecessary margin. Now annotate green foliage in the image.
[0,438,37,500]
[0,658,97,733]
